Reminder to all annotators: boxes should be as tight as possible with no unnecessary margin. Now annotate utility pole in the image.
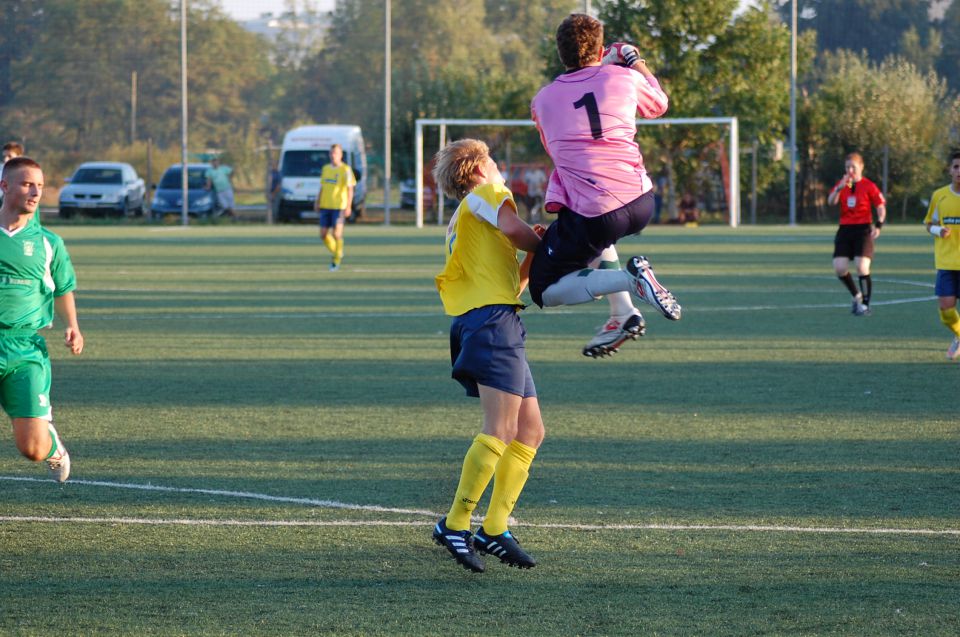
[130,71,138,144]
[180,0,189,226]
[383,0,392,226]
[788,0,798,225]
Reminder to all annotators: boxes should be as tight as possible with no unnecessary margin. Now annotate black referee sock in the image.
[839,273,859,297]
[858,275,872,306]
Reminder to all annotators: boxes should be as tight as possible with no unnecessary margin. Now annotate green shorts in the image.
[0,331,52,420]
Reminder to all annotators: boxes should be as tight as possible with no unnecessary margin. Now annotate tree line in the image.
[1,0,957,220]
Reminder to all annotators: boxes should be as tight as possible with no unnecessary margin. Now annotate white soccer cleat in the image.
[582,310,646,358]
[626,256,681,321]
[851,294,863,315]
[947,337,960,361]
[46,425,71,483]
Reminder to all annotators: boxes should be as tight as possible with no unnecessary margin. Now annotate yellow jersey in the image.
[436,183,522,316]
[923,185,960,270]
[317,163,356,210]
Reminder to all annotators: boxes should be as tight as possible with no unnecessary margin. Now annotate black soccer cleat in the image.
[433,517,485,573]
[472,527,536,569]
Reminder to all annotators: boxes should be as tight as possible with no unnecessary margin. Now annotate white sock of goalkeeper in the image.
[541,269,633,307]
[588,245,636,318]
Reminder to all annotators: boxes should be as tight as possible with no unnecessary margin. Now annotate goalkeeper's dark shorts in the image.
[529,190,655,308]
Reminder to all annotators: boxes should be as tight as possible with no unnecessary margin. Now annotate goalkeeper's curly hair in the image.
[556,13,603,70]
[432,139,491,201]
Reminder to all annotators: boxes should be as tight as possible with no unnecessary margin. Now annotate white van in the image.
[277,125,367,222]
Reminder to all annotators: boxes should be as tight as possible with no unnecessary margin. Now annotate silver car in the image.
[59,162,146,218]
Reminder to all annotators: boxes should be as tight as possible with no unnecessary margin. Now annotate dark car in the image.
[150,163,216,219]
[400,178,458,211]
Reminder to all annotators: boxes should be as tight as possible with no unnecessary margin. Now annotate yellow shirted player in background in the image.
[314,144,356,271]
[923,150,960,360]
[431,139,545,573]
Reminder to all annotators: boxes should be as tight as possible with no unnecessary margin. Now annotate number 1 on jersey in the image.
[573,92,603,139]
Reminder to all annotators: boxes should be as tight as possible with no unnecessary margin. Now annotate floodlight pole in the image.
[130,71,137,144]
[180,0,189,226]
[383,0,391,226]
[788,0,798,226]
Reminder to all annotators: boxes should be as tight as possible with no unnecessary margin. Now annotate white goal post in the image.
[414,116,740,228]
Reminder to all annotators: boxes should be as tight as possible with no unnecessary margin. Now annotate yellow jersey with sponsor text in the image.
[923,185,960,270]
[435,183,521,316]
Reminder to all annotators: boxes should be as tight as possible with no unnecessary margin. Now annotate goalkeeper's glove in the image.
[601,42,641,67]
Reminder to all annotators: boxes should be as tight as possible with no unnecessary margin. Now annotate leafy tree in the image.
[601,0,797,218]
[289,0,572,177]
[802,50,954,221]
[899,25,942,75]
[3,0,271,162]
[0,1,42,118]
[938,0,960,91]
[777,0,932,63]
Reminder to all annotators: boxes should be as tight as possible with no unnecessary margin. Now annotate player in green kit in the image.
[0,157,84,482]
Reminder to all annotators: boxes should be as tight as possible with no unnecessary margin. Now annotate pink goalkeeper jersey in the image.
[531,64,668,217]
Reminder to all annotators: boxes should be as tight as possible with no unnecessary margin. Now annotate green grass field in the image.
[1,223,957,636]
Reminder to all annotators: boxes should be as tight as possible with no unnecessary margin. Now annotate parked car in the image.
[59,162,146,218]
[399,177,457,211]
[150,163,217,219]
[399,178,435,210]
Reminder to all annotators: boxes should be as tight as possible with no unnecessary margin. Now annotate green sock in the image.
[44,424,59,460]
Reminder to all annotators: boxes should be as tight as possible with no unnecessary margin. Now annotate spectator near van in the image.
[276,125,366,223]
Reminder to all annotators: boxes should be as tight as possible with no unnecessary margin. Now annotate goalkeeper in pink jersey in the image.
[529,13,681,358]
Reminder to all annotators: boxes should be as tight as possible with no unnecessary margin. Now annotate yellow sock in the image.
[446,434,506,531]
[334,238,344,265]
[940,307,960,338]
[482,440,537,535]
[322,234,337,255]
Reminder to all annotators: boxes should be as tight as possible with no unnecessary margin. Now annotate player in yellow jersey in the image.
[923,150,960,360]
[431,139,544,572]
[314,144,356,271]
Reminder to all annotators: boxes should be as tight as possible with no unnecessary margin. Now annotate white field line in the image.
[83,311,442,321]
[80,275,937,321]
[0,475,438,517]
[1,476,958,536]
[80,294,937,321]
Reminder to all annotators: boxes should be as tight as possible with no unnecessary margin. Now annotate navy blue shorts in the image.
[529,191,655,307]
[935,269,960,297]
[318,209,344,228]
[449,304,536,399]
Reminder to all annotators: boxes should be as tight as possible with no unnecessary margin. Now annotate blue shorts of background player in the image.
[449,304,536,399]
[318,208,344,229]
[935,270,960,297]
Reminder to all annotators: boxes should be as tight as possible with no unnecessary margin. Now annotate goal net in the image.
[414,117,740,228]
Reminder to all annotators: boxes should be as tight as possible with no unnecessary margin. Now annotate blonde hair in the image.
[432,139,490,200]
[846,152,864,167]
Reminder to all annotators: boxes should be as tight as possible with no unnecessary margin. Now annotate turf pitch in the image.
[0,224,957,635]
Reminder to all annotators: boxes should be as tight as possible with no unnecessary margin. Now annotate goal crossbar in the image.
[414,117,740,227]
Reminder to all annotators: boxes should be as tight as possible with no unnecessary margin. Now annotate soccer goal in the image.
[414,116,740,228]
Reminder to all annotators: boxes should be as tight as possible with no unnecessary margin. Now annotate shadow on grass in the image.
[52,357,957,417]
[4,433,955,522]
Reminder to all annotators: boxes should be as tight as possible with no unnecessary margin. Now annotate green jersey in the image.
[0,222,77,331]
[204,165,233,192]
